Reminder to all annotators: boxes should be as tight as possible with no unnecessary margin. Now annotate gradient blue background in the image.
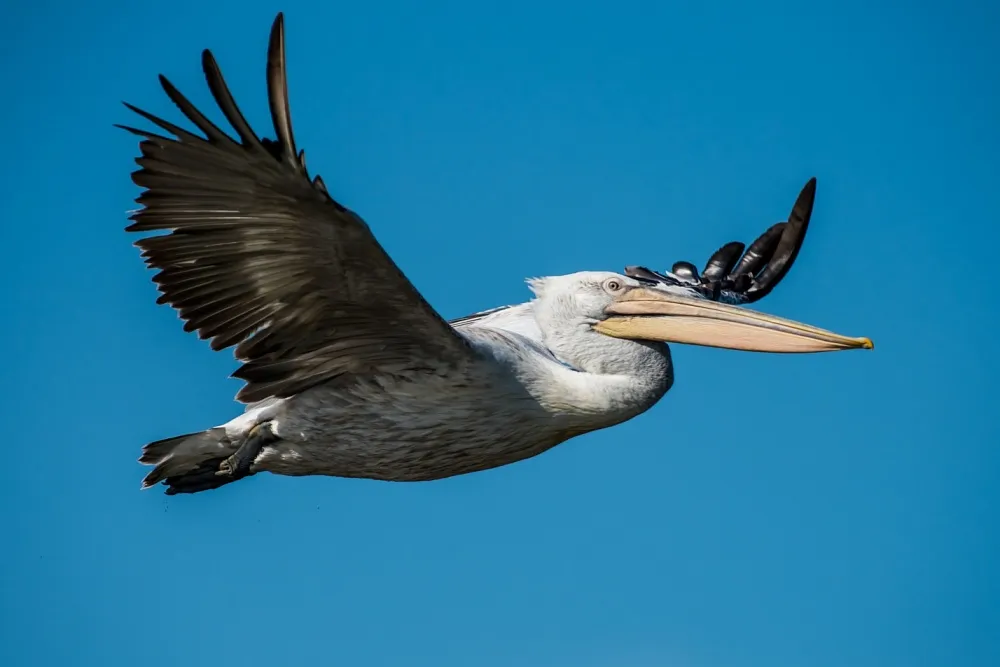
[1,1,997,665]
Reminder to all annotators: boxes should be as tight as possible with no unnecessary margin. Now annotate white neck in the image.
[535,327,674,426]
[455,299,675,431]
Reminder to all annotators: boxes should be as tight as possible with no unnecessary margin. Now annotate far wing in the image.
[626,178,816,304]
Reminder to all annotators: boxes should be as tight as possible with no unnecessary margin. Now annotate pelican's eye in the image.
[603,278,624,294]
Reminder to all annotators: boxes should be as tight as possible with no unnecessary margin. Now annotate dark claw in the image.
[624,177,816,305]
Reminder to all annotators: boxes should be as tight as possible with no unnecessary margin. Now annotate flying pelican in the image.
[121,14,872,495]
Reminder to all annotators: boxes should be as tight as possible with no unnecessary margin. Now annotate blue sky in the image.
[1,0,997,665]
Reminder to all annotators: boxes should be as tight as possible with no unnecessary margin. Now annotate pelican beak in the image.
[593,287,873,353]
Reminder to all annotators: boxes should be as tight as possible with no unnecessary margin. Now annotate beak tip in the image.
[860,337,874,350]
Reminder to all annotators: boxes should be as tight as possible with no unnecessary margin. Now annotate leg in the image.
[216,422,279,479]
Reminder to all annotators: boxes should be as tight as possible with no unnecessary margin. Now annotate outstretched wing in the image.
[625,178,816,304]
[120,13,475,403]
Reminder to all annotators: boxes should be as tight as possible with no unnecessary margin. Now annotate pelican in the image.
[122,14,872,495]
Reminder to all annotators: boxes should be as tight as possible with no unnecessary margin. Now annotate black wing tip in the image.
[627,177,819,303]
[271,12,286,38]
[735,176,817,299]
[264,9,301,169]
[268,13,286,68]
[200,48,218,70]
[156,73,178,95]
[121,13,302,156]
[790,177,818,226]
[796,176,817,208]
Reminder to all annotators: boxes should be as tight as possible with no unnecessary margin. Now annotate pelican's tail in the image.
[139,428,239,495]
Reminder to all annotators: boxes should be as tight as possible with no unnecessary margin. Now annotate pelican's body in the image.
[125,15,870,494]
[170,279,673,484]
[234,300,674,481]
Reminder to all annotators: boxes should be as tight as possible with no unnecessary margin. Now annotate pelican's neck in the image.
[455,301,674,429]
[535,328,674,425]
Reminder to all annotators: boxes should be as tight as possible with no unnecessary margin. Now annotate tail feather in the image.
[162,458,240,495]
[140,428,235,492]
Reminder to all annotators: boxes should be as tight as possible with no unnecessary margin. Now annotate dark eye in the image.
[604,279,623,293]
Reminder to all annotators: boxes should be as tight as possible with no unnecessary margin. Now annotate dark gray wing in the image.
[625,178,816,304]
[120,13,474,403]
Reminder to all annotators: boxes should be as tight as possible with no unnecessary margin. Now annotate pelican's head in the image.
[530,270,872,357]
[592,274,872,352]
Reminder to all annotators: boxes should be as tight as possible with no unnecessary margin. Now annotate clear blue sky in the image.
[1,1,997,665]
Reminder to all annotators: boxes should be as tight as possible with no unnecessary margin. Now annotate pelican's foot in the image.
[216,422,277,479]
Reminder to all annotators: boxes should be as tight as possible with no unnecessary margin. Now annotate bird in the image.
[120,13,873,495]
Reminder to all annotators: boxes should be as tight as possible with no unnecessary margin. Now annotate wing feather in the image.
[625,178,816,304]
[121,13,474,403]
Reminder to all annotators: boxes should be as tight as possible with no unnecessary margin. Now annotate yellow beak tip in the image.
[861,337,875,350]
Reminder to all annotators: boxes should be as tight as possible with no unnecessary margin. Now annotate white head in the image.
[528,270,872,374]
[528,272,664,375]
